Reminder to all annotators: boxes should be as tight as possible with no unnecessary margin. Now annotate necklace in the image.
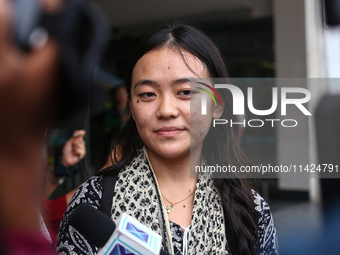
[162,189,195,214]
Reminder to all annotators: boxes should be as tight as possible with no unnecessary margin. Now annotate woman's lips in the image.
[155,127,185,137]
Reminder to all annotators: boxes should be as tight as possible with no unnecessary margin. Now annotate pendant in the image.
[166,203,174,214]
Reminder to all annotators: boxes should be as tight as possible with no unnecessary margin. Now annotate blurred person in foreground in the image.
[0,0,108,253]
[0,0,61,253]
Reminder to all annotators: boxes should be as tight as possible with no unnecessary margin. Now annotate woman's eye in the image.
[178,90,193,96]
[140,92,156,98]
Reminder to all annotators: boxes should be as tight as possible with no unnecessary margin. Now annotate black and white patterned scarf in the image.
[110,147,227,255]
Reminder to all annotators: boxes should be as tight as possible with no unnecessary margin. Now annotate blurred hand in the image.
[61,130,86,167]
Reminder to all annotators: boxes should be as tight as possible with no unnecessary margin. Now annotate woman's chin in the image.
[147,144,190,160]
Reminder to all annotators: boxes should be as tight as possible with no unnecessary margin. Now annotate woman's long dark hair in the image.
[99,23,258,255]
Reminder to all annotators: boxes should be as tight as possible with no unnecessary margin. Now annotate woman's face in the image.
[130,47,222,160]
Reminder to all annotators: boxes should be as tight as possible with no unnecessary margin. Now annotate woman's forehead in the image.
[131,47,208,86]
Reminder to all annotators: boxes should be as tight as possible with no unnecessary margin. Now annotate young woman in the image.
[56,23,278,255]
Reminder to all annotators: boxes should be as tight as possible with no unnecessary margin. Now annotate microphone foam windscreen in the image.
[69,204,116,247]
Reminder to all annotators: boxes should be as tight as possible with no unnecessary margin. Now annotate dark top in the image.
[56,176,279,254]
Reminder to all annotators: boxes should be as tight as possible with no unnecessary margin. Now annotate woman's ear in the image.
[213,103,224,119]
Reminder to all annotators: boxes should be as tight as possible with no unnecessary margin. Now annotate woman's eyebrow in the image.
[133,77,191,89]
[172,78,191,85]
[133,79,158,89]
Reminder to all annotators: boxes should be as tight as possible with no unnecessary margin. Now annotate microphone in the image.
[69,204,170,255]
[69,204,115,247]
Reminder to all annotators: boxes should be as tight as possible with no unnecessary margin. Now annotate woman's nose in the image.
[156,95,179,119]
